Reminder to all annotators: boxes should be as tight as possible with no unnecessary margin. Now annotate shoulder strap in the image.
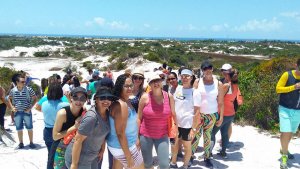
[24,86,31,103]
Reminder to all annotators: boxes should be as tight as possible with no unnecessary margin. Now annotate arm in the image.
[276,72,297,93]
[113,101,134,168]
[7,90,16,112]
[52,109,78,141]
[236,86,243,105]
[25,95,38,113]
[216,82,225,127]
[70,133,87,169]
[193,79,199,89]
[137,94,147,136]
[168,94,178,126]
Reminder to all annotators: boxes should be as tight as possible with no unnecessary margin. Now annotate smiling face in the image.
[95,97,112,109]
[132,74,144,88]
[121,78,133,99]
[149,79,162,90]
[202,66,213,80]
[181,74,192,87]
[16,77,26,88]
[167,74,178,87]
[71,92,87,108]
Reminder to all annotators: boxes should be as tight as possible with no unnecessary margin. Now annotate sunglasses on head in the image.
[133,76,144,81]
[72,95,87,102]
[203,66,213,71]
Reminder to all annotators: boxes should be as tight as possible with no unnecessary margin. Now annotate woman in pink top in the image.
[138,73,177,169]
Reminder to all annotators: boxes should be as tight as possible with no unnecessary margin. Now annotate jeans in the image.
[14,111,33,131]
[44,127,54,153]
[211,115,235,152]
[0,103,6,127]
[140,135,169,169]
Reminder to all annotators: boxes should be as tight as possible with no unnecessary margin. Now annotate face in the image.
[132,75,144,87]
[122,78,133,98]
[167,74,178,87]
[149,79,162,90]
[95,96,112,109]
[71,92,87,107]
[17,77,26,87]
[202,66,213,79]
[181,74,192,86]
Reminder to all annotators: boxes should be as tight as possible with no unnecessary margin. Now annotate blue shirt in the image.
[41,100,69,128]
[38,95,69,106]
[107,107,138,148]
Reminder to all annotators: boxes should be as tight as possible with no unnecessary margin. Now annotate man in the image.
[276,58,300,169]
[7,74,37,149]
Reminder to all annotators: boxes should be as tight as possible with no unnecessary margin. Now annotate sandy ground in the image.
[1,109,299,169]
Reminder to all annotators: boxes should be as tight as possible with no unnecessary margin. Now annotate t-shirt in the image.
[41,100,69,128]
[62,84,71,94]
[174,86,199,128]
[88,81,98,95]
[38,95,69,106]
[9,86,35,111]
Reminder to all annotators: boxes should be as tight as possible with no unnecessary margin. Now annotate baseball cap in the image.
[181,69,193,76]
[71,87,87,97]
[221,63,232,71]
[133,69,144,77]
[200,60,213,70]
[94,87,118,101]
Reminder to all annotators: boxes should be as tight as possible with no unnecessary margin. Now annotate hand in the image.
[11,106,17,113]
[188,130,195,141]
[126,156,134,168]
[70,164,78,169]
[24,108,31,113]
[215,117,223,127]
[295,82,300,89]
[98,151,104,161]
[135,139,141,150]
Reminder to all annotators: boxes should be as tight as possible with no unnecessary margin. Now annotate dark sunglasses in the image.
[19,81,26,84]
[167,77,176,81]
[160,76,165,80]
[99,96,115,101]
[72,95,87,102]
[203,66,213,71]
[133,76,144,81]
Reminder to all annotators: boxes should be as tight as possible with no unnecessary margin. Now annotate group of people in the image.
[3,58,299,169]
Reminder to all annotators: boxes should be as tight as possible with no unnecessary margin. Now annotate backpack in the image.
[11,86,31,105]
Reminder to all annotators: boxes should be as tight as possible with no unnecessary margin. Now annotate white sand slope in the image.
[0,109,299,169]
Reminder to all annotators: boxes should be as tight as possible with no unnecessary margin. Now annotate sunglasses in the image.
[160,76,165,80]
[19,81,26,84]
[72,95,87,102]
[167,77,176,81]
[203,66,213,71]
[133,76,144,81]
[99,96,115,101]
[181,75,191,79]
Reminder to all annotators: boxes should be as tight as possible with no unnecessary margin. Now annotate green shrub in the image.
[34,51,49,57]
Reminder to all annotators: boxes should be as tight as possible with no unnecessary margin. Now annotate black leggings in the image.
[0,103,7,127]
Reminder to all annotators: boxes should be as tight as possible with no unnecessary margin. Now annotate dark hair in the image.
[61,74,71,87]
[297,58,300,66]
[47,82,63,100]
[72,76,80,88]
[113,74,131,98]
[190,75,196,86]
[169,72,178,79]
[41,78,48,92]
[162,62,167,69]
[16,74,25,82]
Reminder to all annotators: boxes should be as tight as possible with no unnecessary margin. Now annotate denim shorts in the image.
[14,111,33,131]
[279,106,300,133]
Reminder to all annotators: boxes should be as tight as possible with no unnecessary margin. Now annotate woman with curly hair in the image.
[107,73,144,169]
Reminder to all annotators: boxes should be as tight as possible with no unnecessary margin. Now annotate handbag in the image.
[63,110,86,145]
[168,115,176,138]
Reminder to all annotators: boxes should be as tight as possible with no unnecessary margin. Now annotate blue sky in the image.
[1,0,300,40]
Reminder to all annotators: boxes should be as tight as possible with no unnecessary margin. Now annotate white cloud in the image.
[15,19,22,25]
[233,17,282,32]
[211,23,229,32]
[94,17,106,26]
[109,21,128,30]
[280,12,300,20]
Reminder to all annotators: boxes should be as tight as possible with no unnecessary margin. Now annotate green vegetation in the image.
[34,51,50,57]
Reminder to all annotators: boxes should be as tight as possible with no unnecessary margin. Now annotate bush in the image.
[144,52,160,62]
[34,51,49,57]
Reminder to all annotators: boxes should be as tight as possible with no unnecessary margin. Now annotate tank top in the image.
[130,91,142,113]
[197,78,219,114]
[223,84,239,116]
[60,106,84,132]
[140,91,171,139]
[107,106,138,148]
[279,71,300,109]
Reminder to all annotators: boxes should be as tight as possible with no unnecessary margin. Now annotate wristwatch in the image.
[192,128,197,132]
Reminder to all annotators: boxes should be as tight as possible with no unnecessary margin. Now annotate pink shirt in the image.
[140,91,171,139]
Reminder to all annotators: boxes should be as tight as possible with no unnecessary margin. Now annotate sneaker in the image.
[280,155,288,169]
[18,143,24,149]
[204,158,214,169]
[217,151,228,159]
[280,150,294,159]
[29,143,36,149]
[170,163,178,169]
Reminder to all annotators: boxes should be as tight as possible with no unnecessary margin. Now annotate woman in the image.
[50,87,86,169]
[130,69,145,112]
[210,68,243,159]
[138,73,177,169]
[191,60,225,169]
[168,72,179,95]
[0,86,7,130]
[41,82,69,156]
[65,87,118,169]
[107,74,144,169]
[170,69,200,169]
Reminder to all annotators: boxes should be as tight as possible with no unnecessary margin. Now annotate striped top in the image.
[9,86,35,112]
[140,91,171,139]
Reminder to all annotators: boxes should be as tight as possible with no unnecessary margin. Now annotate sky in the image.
[1,0,300,40]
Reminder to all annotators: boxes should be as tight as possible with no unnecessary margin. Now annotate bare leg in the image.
[112,158,123,169]
[228,123,232,140]
[280,132,293,154]
[28,129,33,143]
[182,140,192,167]
[17,130,23,143]
[171,138,179,164]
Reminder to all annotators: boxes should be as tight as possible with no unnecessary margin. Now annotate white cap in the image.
[221,63,232,71]
[181,69,193,76]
